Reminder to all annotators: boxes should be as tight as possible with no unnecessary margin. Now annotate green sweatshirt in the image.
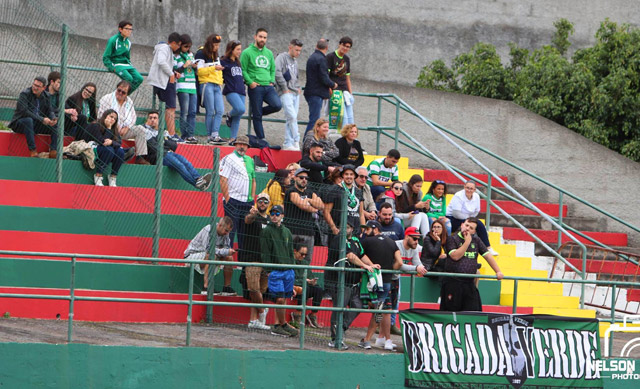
[260,222,294,266]
[239,44,275,86]
[103,33,133,71]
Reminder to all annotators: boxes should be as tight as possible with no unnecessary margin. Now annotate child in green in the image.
[422,180,452,234]
[102,20,143,93]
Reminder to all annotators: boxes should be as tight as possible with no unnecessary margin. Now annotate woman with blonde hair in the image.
[334,123,364,166]
[302,118,339,164]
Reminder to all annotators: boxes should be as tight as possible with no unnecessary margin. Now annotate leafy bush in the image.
[416,18,640,162]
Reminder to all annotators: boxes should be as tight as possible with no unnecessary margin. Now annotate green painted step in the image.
[0,205,207,240]
[0,156,273,192]
[398,277,501,305]
[0,257,200,293]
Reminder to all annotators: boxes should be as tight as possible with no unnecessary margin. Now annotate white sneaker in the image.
[259,308,269,325]
[248,320,270,330]
[108,175,117,187]
[94,174,104,186]
[375,337,386,348]
[384,339,397,351]
[488,247,499,256]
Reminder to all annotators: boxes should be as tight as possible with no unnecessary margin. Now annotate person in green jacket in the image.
[240,27,282,141]
[260,205,298,337]
[102,20,143,93]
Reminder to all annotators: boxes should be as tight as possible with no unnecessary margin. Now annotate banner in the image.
[400,309,603,388]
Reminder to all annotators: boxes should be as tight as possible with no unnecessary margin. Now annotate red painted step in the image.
[423,169,507,188]
[0,230,188,262]
[0,132,302,170]
[566,258,640,276]
[627,289,640,303]
[502,227,628,246]
[0,179,218,217]
[0,288,534,324]
[481,199,567,217]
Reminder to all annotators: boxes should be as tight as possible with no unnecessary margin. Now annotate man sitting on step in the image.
[140,110,212,191]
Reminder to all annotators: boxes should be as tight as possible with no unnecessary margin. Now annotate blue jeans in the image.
[225,92,245,140]
[96,145,124,175]
[247,85,281,139]
[305,95,323,135]
[343,93,354,125]
[10,117,58,151]
[177,92,197,138]
[202,83,224,137]
[280,92,300,147]
[223,197,254,249]
[163,152,200,187]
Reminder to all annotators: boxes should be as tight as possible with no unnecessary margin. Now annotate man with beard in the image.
[283,168,324,264]
[240,27,282,141]
[441,217,504,312]
[325,221,379,350]
[359,220,403,351]
[377,203,404,240]
[299,142,339,184]
[219,135,256,296]
[241,192,271,330]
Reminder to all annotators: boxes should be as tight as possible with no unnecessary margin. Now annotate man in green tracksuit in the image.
[240,27,282,140]
[260,205,298,337]
[102,20,143,93]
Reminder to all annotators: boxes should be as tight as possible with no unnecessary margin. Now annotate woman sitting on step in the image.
[302,119,339,164]
[446,180,499,256]
[85,109,128,187]
[381,176,430,237]
[422,179,452,234]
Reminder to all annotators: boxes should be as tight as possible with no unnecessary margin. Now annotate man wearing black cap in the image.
[260,204,298,337]
[360,219,403,351]
[284,168,324,264]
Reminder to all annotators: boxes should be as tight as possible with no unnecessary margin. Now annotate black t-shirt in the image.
[444,232,488,275]
[361,235,399,282]
[326,51,351,91]
[238,214,268,262]
[326,183,363,235]
[326,235,365,285]
[284,186,317,236]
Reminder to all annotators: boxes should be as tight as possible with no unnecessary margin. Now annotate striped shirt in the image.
[220,151,256,202]
[366,157,399,186]
[174,52,197,94]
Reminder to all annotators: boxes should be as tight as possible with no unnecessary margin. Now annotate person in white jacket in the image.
[446,180,499,256]
[147,32,182,141]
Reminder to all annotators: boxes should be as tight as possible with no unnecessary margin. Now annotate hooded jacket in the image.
[147,42,175,89]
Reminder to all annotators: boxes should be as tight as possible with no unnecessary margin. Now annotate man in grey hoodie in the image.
[275,39,303,151]
[148,32,182,141]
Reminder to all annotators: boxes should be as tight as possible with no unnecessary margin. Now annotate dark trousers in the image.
[439,279,482,312]
[247,85,282,139]
[96,145,124,175]
[325,275,363,340]
[10,117,57,151]
[223,197,253,249]
[450,216,491,247]
[304,95,323,135]
[295,284,324,313]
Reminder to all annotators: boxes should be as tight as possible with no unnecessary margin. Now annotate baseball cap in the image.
[362,220,382,230]
[294,168,310,176]
[271,205,284,214]
[340,164,357,176]
[405,226,421,236]
[256,193,270,202]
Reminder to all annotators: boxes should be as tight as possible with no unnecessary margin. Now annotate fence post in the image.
[376,96,382,155]
[186,262,195,346]
[299,268,308,350]
[512,279,518,314]
[609,284,616,355]
[67,255,76,343]
[56,24,69,183]
[246,104,252,135]
[152,102,166,261]
[334,191,349,349]
[409,274,415,309]
[394,99,400,150]
[206,147,221,323]
[485,174,492,229]
[557,192,564,250]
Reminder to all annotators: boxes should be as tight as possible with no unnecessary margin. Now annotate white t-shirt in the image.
[394,240,422,280]
[220,151,254,202]
[446,190,480,219]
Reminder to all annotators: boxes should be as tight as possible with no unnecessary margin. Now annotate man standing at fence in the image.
[441,217,504,312]
[9,76,58,158]
[260,205,299,337]
[304,39,337,135]
[220,135,256,257]
[102,20,143,93]
[275,38,303,151]
[98,81,149,165]
[240,28,282,141]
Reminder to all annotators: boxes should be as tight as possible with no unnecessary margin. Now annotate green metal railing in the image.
[2,249,640,349]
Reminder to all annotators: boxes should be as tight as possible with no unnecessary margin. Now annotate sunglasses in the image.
[434,180,445,184]
[297,176,309,181]
[409,236,420,241]
[392,186,403,190]
[116,88,128,95]
[357,175,368,179]
[257,199,270,204]
[270,211,282,216]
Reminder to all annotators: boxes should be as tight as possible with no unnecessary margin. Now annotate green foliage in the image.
[415,18,640,162]
[3,312,9,319]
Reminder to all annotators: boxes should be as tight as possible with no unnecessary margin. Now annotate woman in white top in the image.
[446,180,499,256]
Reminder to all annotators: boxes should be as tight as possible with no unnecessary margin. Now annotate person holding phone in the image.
[195,34,226,144]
